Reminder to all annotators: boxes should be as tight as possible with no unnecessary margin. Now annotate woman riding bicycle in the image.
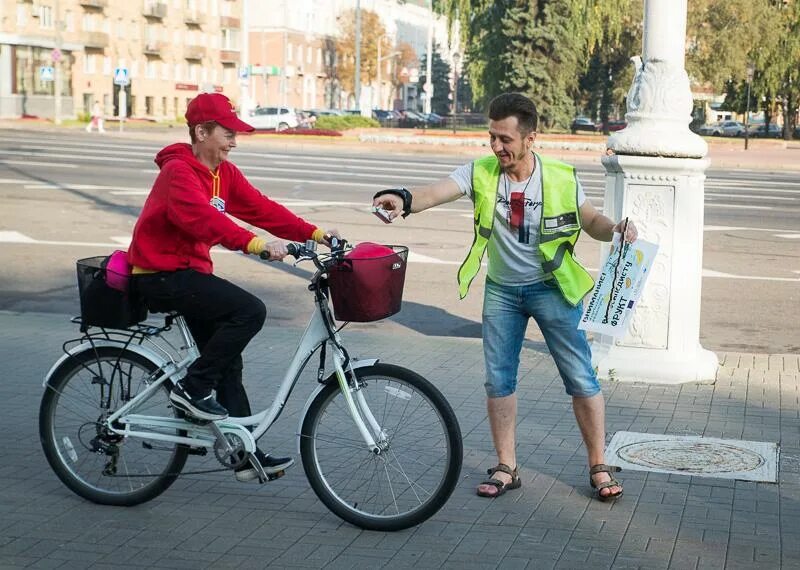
[128,92,337,481]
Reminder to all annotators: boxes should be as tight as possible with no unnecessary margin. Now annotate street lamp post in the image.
[423,0,434,115]
[354,0,361,111]
[451,52,460,135]
[744,63,755,151]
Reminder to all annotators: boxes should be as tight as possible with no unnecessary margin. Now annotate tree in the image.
[439,0,636,129]
[417,43,452,115]
[335,9,391,95]
[687,0,800,138]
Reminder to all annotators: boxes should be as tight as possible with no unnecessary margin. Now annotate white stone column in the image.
[592,0,718,384]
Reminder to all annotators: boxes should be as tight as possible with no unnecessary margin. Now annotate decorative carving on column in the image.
[608,57,707,159]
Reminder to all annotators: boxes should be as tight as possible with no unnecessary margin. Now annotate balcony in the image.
[219,50,239,64]
[184,45,206,60]
[143,41,164,56]
[84,31,109,49]
[219,16,240,28]
[143,2,167,19]
[184,12,204,26]
[79,0,108,8]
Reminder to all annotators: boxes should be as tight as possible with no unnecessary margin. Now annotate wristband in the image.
[311,228,326,243]
[247,237,267,254]
[373,187,412,218]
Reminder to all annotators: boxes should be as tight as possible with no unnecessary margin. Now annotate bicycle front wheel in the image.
[39,347,189,506]
[300,363,462,531]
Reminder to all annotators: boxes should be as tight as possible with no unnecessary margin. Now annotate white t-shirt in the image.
[449,154,586,286]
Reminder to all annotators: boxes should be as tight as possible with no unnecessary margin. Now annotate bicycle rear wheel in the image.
[300,363,462,531]
[39,347,188,506]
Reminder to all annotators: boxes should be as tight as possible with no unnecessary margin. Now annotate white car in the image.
[246,106,299,131]
[698,120,746,137]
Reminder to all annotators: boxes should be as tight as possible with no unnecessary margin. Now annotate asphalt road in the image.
[0,130,798,354]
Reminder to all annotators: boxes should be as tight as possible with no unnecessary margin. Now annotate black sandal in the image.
[476,463,521,498]
[589,464,623,502]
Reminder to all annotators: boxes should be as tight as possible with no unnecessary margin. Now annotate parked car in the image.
[423,112,447,127]
[747,123,783,138]
[597,119,627,132]
[247,106,299,131]
[570,117,598,134]
[697,120,745,137]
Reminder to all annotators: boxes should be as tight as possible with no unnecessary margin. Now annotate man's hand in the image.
[613,219,638,243]
[372,193,405,222]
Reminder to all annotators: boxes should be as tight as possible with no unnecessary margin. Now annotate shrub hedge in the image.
[316,115,380,130]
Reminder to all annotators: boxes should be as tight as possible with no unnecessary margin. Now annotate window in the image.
[145,96,154,115]
[13,45,72,96]
[39,6,54,29]
[220,28,239,50]
[306,46,312,64]
[174,63,182,81]
[287,43,293,62]
[161,62,170,80]
[16,4,27,28]
[83,53,97,74]
[222,66,233,84]
[82,14,93,32]
[116,19,126,39]
[103,56,111,75]
[65,11,74,32]
[146,60,157,79]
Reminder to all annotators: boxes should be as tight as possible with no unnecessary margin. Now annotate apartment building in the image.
[0,0,244,120]
[245,0,450,112]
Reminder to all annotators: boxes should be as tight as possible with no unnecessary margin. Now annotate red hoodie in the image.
[129,143,317,273]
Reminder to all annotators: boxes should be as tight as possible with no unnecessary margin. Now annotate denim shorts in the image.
[482,277,601,398]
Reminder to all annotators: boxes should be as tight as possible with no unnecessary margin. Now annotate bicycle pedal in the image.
[267,470,285,481]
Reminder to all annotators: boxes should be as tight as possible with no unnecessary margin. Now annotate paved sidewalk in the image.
[0,310,798,569]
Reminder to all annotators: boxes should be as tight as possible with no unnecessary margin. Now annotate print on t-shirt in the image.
[497,189,542,244]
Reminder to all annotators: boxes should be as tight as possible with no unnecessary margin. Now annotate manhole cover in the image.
[617,441,765,473]
[605,431,778,482]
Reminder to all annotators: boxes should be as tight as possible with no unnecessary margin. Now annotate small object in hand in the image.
[372,206,393,224]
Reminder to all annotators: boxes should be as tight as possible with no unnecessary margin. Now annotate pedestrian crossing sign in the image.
[114,67,129,86]
[39,66,54,82]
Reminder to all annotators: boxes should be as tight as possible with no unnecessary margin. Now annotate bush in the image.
[273,127,342,137]
[77,112,91,123]
[316,115,380,130]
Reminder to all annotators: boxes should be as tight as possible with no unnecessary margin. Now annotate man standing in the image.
[372,93,635,501]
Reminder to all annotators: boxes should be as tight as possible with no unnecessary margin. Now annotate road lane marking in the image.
[775,234,800,239]
[0,150,146,163]
[705,192,796,201]
[702,269,800,282]
[705,225,800,233]
[0,231,35,243]
[24,184,151,192]
[0,160,77,168]
[705,203,773,210]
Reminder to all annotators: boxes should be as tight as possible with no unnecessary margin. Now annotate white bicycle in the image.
[39,240,463,531]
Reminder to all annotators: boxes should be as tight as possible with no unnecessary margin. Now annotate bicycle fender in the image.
[43,340,172,388]
[296,358,378,454]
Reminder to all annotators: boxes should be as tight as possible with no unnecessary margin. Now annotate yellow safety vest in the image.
[456,153,594,306]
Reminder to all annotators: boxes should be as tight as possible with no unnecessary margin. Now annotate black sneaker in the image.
[235,448,294,482]
[169,381,228,421]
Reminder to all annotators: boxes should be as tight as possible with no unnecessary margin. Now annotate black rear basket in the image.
[76,256,147,331]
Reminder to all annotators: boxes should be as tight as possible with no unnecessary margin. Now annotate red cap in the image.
[185,93,254,132]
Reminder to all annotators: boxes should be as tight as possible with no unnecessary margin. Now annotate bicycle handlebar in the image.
[258,238,348,267]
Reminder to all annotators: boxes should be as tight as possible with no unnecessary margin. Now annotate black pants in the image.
[134,270,266,417]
